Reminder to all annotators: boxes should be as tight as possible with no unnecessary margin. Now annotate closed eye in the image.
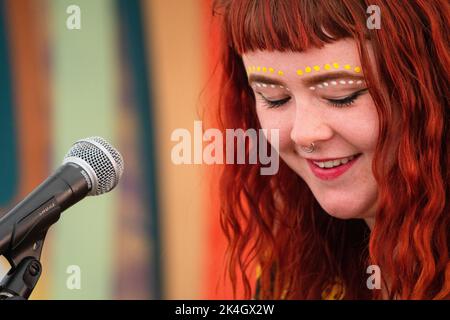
[255,88,368,109]
[325,88,368,108]
[256,93,291,109]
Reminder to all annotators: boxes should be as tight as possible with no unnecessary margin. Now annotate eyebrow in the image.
[248,72,365,87]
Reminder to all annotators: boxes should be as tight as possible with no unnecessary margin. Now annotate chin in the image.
[309,186,378,221]
[317,201,367,220]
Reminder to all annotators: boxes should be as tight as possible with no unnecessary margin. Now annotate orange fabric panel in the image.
[5,0,51,196]
[5,0,52,299]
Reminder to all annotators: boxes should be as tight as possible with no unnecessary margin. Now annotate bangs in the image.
[214,0,370,54]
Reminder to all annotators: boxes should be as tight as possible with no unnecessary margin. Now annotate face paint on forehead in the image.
[246,65,285,76]
[246,60,366,93]
[246,62,362,76]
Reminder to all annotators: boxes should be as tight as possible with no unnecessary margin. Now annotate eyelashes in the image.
[256,88,368,109]
[256,94,290,109]
[325,89,368,108]
[259,96,291,109]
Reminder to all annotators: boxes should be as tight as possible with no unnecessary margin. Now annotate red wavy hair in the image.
[208,0,449,299]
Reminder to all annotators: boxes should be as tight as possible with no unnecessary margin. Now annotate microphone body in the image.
[0,163,91,256]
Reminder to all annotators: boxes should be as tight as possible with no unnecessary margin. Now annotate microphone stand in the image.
[0,231,46,300]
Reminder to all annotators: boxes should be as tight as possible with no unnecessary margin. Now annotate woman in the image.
[209,0,449,299]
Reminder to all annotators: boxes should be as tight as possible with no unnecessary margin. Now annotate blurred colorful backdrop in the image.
[0,0,244,300]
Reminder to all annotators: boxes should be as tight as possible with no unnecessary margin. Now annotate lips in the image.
[306,153,362,180]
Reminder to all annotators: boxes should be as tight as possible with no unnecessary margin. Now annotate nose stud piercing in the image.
[302,142,315,153]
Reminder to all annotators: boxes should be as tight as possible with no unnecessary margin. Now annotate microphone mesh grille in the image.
[64,137,124,195]
[89,137,125,177]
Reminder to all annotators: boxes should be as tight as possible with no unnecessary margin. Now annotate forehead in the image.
[242,39,361,71]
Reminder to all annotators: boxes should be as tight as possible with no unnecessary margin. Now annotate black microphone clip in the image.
[0,231,46,300]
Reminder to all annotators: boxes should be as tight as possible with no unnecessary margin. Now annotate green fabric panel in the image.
[117,0,163,299]
[49,0,118,299]
[0,3,18,207]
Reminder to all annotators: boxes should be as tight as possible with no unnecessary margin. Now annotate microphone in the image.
[0,136,124,259]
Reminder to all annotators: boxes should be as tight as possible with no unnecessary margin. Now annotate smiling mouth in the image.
[306,153,362,180]
[312,153,361,169]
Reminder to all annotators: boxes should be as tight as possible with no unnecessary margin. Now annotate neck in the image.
[364,217,375,231]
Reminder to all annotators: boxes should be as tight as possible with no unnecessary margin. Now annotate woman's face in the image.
[242,39,379,226]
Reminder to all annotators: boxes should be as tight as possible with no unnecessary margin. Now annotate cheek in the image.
[340,101,379,151]
[256,108,293,150]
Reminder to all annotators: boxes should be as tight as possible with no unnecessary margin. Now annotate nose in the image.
[289,102,334,150]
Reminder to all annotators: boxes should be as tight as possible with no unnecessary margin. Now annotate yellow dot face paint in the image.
[245,63,363,78]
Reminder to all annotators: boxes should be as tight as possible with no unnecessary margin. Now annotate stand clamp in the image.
[0,231,46,300]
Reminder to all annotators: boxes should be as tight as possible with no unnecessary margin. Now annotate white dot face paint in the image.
[303,79,366,91]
